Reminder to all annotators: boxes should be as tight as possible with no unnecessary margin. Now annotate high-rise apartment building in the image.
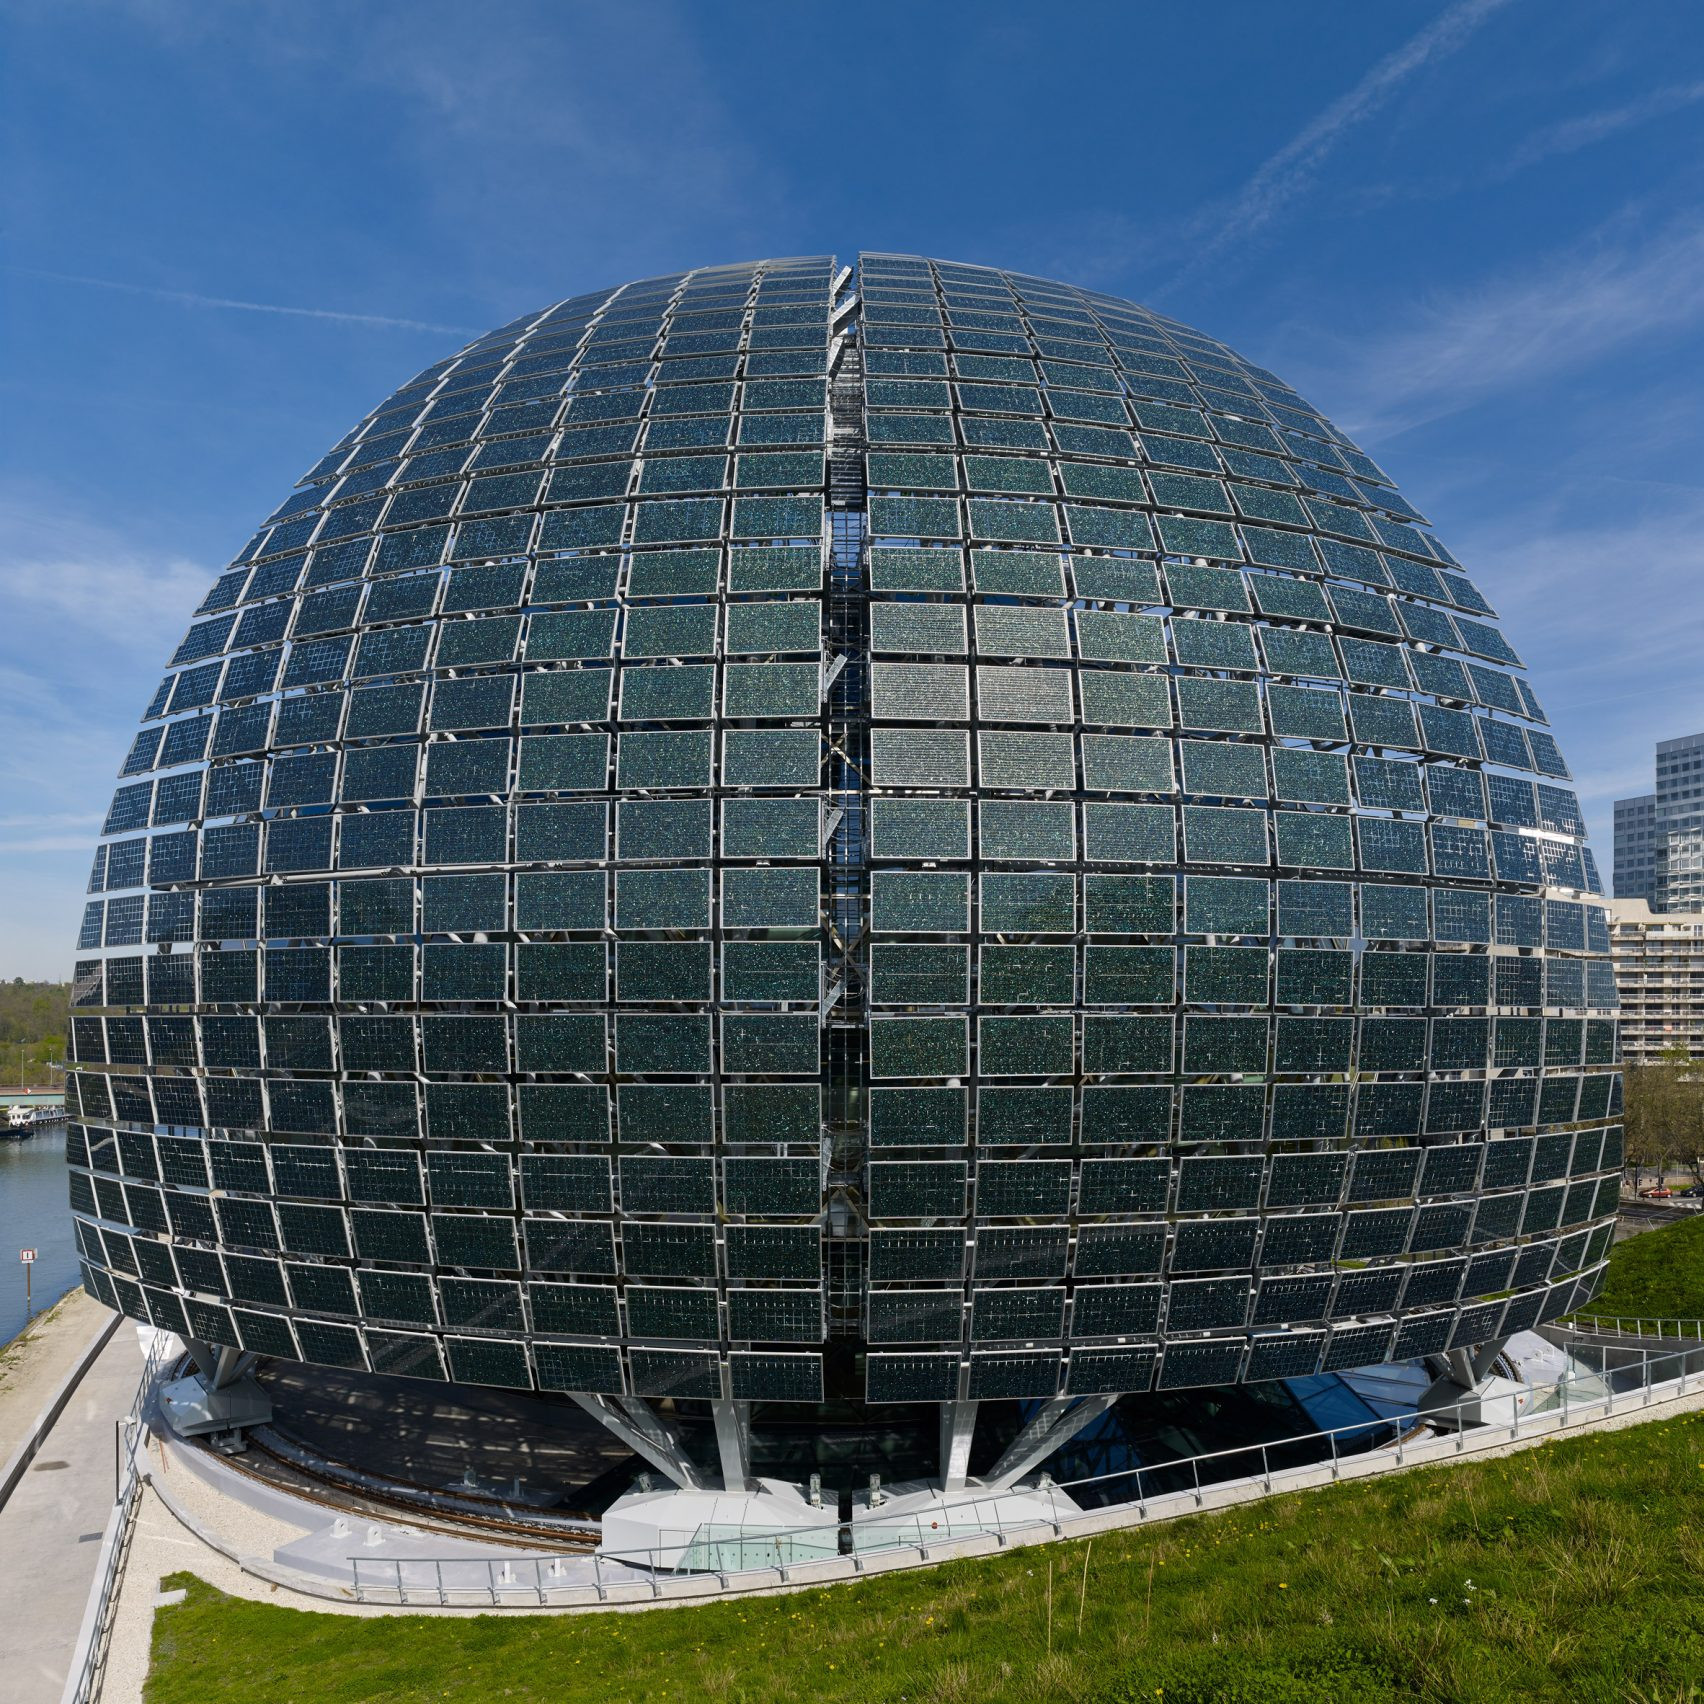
[1613,794,1657,904]
[1615,732,1704,912]
[1655,733,1704,911]
[1608,898,1704,1062]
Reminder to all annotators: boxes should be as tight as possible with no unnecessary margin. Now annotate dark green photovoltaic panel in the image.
[978,1015,1073,1075]
[1185,945,1267,1004]
[977,1160,1070,1217]
[871,602,967,654]
[871,662,969,722]
[870,799,970,860]
[978,1086,1073,1144]
[871,1017,969,1079]
[869,1230,965,1284]
[1079,1158,1169,1215]
[1079,672,1172,728]
[868,1162,967,1218]
[76,253,1614,1403]
[625,1286,718,1340]
[871,726,970,787]
[722,866,819,928]
[866,1355,960,1403]
[870,1085,967,1146]
[617,798,712,862]
[724,1082,820,1144]
[979,798,1075,860]
[722,727,820,786]
[723,940,819,1002]
[979,945,1073,1005]
[871,870,971,933]
[725,600,821,655]
[981,872,1074,934]
[1084,875,1174,934]
[871,943,969,1005]
[868,1290,963,1344]
[721,1013,820,1074]
[721,797,818,859]
[725,1225,820,1280]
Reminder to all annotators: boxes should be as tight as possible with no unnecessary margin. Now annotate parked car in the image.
[1639,1187,1675,1199]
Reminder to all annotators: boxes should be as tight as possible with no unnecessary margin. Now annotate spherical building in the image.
[68,253,1620,1495]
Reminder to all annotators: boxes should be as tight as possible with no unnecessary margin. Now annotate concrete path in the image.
[0,1322,143,1704]
[0,1288,112,1461]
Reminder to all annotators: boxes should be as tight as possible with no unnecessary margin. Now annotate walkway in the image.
[0,1321,142,1704]
[0,1288,112,1459]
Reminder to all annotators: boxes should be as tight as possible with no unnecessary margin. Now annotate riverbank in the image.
[0,1135,80,1345]
[0,1285,107,1461]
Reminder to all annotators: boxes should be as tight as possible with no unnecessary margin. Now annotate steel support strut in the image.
[983,1394,1117,1490]
[567,1392,709,1491]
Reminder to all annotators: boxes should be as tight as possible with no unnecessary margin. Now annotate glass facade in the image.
[68,253,1619,1409]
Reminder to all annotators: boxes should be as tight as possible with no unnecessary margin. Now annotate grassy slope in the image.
[147,1413,1704,1704]
[1587,1211,1704,1320]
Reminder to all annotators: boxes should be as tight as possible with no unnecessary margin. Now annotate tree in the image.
[1623,1049,1704,1189]
[0,981,69,1089]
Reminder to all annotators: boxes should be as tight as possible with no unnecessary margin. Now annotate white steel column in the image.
[939,1399,979,1492]
[711,1395,752,1492]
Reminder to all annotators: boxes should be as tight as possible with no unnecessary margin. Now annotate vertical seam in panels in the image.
[825,274,869,1339]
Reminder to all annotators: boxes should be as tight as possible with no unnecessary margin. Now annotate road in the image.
[1615,1199,1700,1242]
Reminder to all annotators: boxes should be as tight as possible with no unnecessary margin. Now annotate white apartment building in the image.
[1608,897,1704,1063]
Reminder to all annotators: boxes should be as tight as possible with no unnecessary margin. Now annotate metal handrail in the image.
[59,1331,173,1704]
[347,1329,1704,1606]
[1564,1312,1704,1341]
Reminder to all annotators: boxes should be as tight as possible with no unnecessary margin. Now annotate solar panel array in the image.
[66,253,1618,1407]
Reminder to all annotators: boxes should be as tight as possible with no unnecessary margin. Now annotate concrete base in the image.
[1501,1327,1589,1392]
[156,1424,628,1596]
[271,1513,606,1591]
[849,1478,1080,1555]
[597,1473,1084,1572]
[600,1477,839,1571]
[1421,1374,1530,1431]
[158,1372,272,1438]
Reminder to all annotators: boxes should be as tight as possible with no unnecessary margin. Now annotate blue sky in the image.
[2,0,1702,977]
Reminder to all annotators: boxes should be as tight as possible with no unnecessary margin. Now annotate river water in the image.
[0,1134,80,1345]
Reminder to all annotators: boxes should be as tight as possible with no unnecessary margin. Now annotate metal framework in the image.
[64,251,1622,1502]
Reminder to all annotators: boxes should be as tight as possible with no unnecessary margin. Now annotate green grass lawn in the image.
[147,1412,1704,1704]
[1586,1209,1704,1320]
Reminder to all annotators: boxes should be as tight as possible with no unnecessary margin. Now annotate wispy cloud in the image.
[0,486,213,974]
[1298,74,1704,215]
[0,814,107,856]
[1448,487,1704,854]
[320,3,792,297]
[1162,0,1513,293]
[1502,78,1704,174]
[3,266,475,335]
[0,494,210,647]
[1286,209,1704,440]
